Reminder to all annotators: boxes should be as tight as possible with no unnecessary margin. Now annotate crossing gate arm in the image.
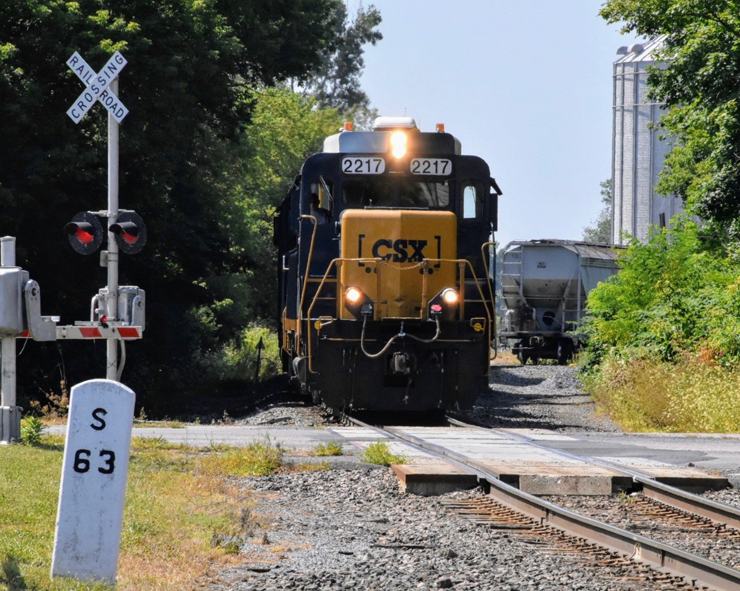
[53,325,143,340]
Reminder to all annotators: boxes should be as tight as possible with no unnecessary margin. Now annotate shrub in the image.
[583,218,740,367]
[360,441,407,466]
[20,416,43,446]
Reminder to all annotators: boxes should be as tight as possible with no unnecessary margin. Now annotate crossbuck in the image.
[66,51,128,124]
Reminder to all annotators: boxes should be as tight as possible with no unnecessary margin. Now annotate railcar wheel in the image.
[557,340,573,365]
[518,352,529,365]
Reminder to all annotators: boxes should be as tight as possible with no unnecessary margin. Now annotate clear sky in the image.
[350,0,634,248]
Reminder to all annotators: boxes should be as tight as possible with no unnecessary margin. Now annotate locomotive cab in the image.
[275,117,501,413]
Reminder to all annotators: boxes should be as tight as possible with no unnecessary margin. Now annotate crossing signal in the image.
[65,212,104,255]
[110,211,147,255]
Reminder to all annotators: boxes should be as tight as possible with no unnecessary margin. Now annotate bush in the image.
[583,219,740,367]
[20,416,43,446]
[198,324,282,387]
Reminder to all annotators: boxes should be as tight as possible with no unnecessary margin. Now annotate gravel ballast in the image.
[462,365,620,432]
[208,364,731,589]
[209,469,679,590]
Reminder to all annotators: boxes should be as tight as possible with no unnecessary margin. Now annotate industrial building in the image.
[611,36,684,245]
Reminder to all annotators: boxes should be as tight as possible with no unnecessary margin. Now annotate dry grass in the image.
[0,433,285,590]
[584,356,740,432]
[491,349,519,365]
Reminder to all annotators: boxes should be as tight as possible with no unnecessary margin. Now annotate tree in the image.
[302,2,382,123]
[582,179,613,243]
[0,0,342,413]
[600,0,740,242]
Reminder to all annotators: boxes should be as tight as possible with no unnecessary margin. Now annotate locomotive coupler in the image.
[390,351,412,375]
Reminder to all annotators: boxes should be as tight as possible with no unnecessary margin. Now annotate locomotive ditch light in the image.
[389,130,407,159]
[428,288,459,321]
[65,211,104,255]
[110,211,147,255]
[344,286,374,320]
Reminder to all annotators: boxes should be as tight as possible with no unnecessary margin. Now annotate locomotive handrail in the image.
[296,214,318,357]
[305,256,493,373]
[481,241,498,360]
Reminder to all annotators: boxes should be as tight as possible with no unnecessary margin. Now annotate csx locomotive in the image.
[274,117,501,413]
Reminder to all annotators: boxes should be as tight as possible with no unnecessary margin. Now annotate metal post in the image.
[1,236,20,443]
[106,78,119,381]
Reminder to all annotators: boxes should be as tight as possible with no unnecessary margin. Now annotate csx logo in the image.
[371,239,428,263]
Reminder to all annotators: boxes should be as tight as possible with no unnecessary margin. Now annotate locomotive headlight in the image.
[389,130,407,158]
[428,287,460,321]
[345,287,363,304]
[344,286,374,320]
[441,288,459,305]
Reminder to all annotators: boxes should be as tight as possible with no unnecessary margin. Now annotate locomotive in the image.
[274,117,501,413]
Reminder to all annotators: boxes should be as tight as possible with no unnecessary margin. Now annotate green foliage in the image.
[233,88,343,315]
[582,179,613,243]
[360,441,407,466]
[313,441,344,456]
[583,219,740,367]
[20,416,43,446]
[302,2,382,117]
[600,0,740,241]
[0,1,354,414]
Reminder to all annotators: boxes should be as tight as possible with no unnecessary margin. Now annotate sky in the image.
[349,0,635,248]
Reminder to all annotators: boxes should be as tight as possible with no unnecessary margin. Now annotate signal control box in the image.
[92,287,145,330]
[0,267,29,336]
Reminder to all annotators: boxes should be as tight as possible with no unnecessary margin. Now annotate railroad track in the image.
[347,414,740,590]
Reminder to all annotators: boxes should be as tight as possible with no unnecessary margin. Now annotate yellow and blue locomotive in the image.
[274,117,501,412]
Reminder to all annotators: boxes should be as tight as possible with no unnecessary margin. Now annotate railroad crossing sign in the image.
[66,51,129,124]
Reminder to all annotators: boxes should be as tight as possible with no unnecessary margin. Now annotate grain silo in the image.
[612,36,684,245]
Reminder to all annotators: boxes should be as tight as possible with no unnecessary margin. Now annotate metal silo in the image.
[612,37,684,245]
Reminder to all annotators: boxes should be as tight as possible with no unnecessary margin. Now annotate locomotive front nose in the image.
[339,209,458,320]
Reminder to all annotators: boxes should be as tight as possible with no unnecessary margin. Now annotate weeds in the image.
[360,441,407,466]
[28,383,69,420]
[583,354,740,432]
[200,436,283,477]
[312,441,343,456]
[20,416,43,446]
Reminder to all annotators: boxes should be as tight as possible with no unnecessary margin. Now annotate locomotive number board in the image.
[411,158,452,175]
[342,157,386,174]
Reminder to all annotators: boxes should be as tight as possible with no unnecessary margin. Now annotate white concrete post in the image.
[51,379,135,584]
[1,236,20,444]
[106,78,119,381]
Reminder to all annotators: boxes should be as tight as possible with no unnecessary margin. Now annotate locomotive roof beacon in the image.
[274,116,502,414]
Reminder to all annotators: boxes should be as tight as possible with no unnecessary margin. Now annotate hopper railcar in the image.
[499,240,620,365]
[274,117,501,413]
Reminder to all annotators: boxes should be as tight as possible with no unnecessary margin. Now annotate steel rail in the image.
[347,416,740,590]
[447,416,740,531]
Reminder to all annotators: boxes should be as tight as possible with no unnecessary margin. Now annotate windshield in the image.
[343,177,450,208]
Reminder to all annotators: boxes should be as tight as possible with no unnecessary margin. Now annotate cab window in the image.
[461,182,484,219]
[343,178,450,208]
[308,180,333,222]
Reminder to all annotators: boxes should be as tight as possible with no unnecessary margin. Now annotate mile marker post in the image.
[51,380,135,584]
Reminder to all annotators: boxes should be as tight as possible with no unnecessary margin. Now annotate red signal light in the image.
[76,227,94,244]
[65,212,103,255]
[110,211,147,254]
